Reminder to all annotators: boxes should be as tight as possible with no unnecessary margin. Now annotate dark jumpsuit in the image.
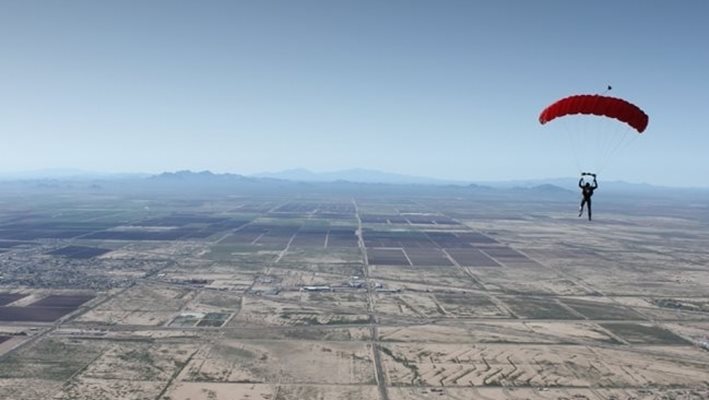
[579,178,598,220]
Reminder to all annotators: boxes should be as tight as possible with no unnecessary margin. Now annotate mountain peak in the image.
[253,168,468,185]
[150,170,248,181]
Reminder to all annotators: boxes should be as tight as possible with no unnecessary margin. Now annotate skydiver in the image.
[578,173,598,221]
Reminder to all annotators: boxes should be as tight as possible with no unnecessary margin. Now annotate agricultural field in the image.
[0,185,708,399]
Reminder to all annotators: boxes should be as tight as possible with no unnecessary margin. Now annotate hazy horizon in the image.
[3,166,709,190]
[1,1,708,186]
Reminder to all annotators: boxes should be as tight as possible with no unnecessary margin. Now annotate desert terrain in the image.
[0,182,707,399]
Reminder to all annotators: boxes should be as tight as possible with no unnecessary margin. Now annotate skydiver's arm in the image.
[592,178,598,188]
[579,178,584,188]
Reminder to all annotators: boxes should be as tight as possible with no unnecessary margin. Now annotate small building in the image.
[375,288,401,293]
[301,286,332,292]
[347,280,366,288]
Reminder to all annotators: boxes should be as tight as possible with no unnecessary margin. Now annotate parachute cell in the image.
[539,95,649,133]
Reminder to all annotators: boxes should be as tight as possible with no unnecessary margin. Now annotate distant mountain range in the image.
[251,168,693,193]
[140,170,577,198]
[253,168,468,185]
[149,170,682,197]
[2,168,707,196]
[149,170,258,183]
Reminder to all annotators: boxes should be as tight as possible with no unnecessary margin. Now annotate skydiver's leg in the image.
[579,199,586,217]
[588,199,592,221]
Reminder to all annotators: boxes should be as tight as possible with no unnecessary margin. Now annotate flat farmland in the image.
[324,228,359,248]
[0,306,77,322]
[456,232,499,245]
[600,322,692,344]
[0,292,94,322]
[478,246,528,259]
[500,296,580,319]
[290,231,327,248]
[559,297,647,320]
[424,232,474,248]
[368,248,411,266]
[445,248,501,267]
[277,247,363,266]
[0,293,27,306]
[29,294,94,308]
[363,230,435,248]
[0,241,29,250]
[0,187,708,400]
[404,248,453,266]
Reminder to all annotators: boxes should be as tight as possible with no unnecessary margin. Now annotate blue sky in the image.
[0,1,707,186]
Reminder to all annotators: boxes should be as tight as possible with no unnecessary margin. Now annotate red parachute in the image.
[539,95,649,133]
[538,93,649,173]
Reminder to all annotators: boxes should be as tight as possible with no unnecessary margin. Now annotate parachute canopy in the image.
[539,95,649,133]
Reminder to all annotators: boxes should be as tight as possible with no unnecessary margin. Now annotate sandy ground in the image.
[380,342,709,387]
[162,382,380,400]
[179,339,375,385]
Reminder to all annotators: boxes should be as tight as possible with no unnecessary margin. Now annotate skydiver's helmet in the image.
[584,183,591,188]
